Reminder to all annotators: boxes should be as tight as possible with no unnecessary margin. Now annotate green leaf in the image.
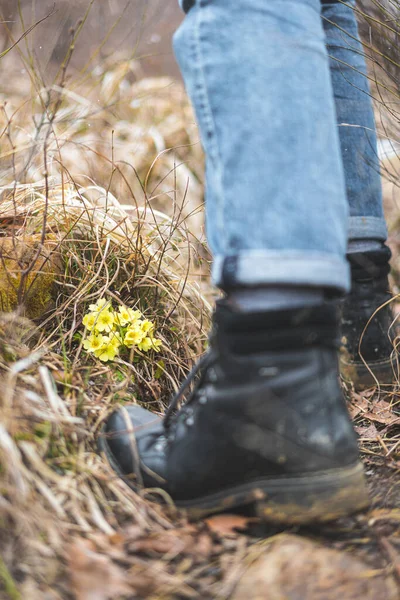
[155,360,165,379]
[114,370,125,382]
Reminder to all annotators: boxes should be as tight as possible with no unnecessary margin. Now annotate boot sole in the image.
[99,429,368,525]
[175,463,368,524]
[340,356,395,391]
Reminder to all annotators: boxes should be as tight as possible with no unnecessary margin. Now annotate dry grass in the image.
[0,140,213,599]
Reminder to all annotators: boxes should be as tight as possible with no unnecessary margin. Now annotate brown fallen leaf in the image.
[67,537,132,600]
[126,531,186,555]
[204,514,254,537]
[348,394,370,419]
[363,389,376,399]
[354,423,379,439]
[231,534,398,600]
[126,527,213,561]
[363,409,399,426]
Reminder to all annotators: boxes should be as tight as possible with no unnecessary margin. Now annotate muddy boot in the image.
[99,301,368,524]
[340,245,396,390]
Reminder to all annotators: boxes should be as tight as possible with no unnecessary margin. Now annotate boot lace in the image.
[163,350,215,431]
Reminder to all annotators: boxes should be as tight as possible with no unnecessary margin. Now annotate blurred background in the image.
[0,0,183,78]
[0,0,206,248]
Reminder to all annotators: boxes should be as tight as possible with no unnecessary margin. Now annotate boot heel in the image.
[340,356,395,391]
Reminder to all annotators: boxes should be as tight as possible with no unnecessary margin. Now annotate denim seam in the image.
[194,0,227,249]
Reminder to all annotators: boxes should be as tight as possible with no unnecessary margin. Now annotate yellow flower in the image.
[83,333,106,353]
[106,332,122,349]
[95,310,115,333]
[82,297,160,362]
[88,298,109,313]
[151,338,162,352]
[137,337,152,352]
[116,305,142,326]
[140,319,154,335]
[124,324,146,348]
[94,343,119,362]
[82,313,97,331]
[138,336,162,352]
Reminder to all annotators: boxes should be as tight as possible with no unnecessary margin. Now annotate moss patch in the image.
[0,236,61,319]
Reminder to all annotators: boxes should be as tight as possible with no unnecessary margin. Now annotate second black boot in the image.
[340,245,396,389]
[100,301,368,524]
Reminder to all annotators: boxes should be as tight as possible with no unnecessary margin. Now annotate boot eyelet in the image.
[259,366,279,377]
[185,416,194,426]
[154,438,167,452]
[208,368,217,383]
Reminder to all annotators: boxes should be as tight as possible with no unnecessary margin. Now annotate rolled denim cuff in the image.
[348,216,387,241]
[212,251,350,293]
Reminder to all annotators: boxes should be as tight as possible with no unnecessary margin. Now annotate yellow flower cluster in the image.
[82,299,162,362]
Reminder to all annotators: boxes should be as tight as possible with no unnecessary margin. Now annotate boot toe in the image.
[99,404,168,489]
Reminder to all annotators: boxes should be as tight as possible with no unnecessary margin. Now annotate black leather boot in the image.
[99,302,368,524]
[340,245,396,389]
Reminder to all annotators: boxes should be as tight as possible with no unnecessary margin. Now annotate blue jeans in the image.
[174,0,387,293]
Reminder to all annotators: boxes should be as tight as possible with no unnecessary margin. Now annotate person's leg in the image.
[100,0,368,522]
[176,0,350,296]
[322,0,386,244]
[322,1,395,388]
